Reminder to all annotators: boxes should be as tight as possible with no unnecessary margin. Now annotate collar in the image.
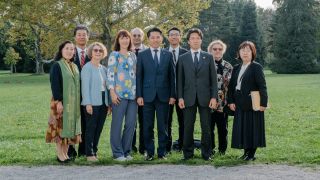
[169,46,180,52]
[76,46,86,53]
[190,49,201,54]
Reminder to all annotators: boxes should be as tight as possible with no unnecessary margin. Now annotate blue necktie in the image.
[154,49,159,66]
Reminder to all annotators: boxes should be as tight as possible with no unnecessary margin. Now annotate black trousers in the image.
[68,105,86,157]
[183,100,212,159]
[210,111,228,152]
[132,106,145,154]
[84,93,107,157]
[167,101,184,152]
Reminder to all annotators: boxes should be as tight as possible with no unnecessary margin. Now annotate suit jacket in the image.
[74,48,90,72]
[136,48,176,103]
[227,61,268,111]
[177,50,218,107]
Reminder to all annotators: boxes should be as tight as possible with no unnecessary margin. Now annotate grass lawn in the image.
[0,71,320,166]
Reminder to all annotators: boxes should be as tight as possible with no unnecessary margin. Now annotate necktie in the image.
[154,49,159,66]
[135,48,139,57]
[80,50,85,67]
[194,52,199,69]
[172,49,177,65]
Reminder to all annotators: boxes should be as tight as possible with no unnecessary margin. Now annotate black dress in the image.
[227,61,268,149]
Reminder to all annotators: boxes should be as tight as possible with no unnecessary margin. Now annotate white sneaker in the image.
[126,155,133,161]
[114,156,126,162]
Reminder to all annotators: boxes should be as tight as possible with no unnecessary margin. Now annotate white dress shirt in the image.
[236,62,251,90]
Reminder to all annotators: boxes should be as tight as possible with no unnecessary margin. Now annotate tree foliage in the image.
[270,0,320,73]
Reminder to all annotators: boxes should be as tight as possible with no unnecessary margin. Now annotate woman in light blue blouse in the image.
[81,42,110,162]
[107,30,137,161]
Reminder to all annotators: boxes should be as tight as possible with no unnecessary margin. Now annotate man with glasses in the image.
[130,27,147,155]
[166,27,188,153]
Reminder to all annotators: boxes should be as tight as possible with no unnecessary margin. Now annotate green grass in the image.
[0,72,320,166]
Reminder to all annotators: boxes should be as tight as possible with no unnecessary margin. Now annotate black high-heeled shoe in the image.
[56,157,69,163]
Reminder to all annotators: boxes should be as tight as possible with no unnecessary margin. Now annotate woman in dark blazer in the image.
[227,41,268,161]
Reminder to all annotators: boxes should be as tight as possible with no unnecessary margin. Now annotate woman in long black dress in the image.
[227,41,268,161]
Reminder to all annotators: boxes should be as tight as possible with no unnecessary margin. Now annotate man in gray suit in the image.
[177,28,218,161]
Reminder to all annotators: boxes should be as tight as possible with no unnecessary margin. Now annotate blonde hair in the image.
[207,40,227,55]
[87,42,108,59]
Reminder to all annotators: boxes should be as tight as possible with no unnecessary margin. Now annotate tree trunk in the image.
[10,64,13,74]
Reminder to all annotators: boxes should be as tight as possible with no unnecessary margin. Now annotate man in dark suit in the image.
[177,28,218,161]
[130,27,148,155]
[136,27,176,160]
[68,24,90,159]
[165,27,188,152]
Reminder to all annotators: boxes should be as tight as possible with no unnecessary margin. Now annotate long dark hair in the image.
[54,40,75,61]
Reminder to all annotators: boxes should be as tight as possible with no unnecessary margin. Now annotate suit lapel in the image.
[159,49,166,68]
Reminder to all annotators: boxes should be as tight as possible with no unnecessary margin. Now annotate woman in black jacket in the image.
[227,41,268,161]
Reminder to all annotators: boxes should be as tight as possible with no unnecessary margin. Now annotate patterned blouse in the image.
[215,59,233,112]
[107,51,137,100]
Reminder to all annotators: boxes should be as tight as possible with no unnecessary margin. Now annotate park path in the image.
[1,164,320,180]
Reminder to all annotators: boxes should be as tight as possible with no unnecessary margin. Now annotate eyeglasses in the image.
[133,34,141,37]
[169,33,180,37]
[93,49,103,53]
[213,48,223,51]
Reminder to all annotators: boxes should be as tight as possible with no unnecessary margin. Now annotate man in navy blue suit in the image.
[136,27,176,160]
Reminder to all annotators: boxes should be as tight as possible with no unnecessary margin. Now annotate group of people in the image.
[45,24,268,163]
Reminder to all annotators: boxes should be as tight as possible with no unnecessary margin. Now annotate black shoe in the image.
[132,146,138,153]
[219,151,226,155]
[158,155,167,160]
[145,155,154,161]
[203,157,213,161]
[181,155,194,161]
[244,156,256,161]
[56,157,69,163]
[239,151,249,160]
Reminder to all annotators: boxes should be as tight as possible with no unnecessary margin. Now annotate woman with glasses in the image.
[227,41,268,161]
[207,40,233,156]
[81,42,110,162]
[107,30,137,161]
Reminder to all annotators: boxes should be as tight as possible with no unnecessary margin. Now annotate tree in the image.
[4,47,21,73]
[1,0,209,73]
[270,0,320,73]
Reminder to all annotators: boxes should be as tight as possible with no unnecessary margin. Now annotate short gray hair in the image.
[207,40,227,55]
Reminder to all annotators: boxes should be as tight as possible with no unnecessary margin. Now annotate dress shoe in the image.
[181,155,194,161]
[145,155,154,161]
[56,157,69,163]
[244,156,256,161]
[203,156,213,161]
[158,155,167,160]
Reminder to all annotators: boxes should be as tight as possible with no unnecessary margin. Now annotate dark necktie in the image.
[154,49,159,66]
[172,49,177,65]
[135,48,139,57]
[194,52,199,69]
